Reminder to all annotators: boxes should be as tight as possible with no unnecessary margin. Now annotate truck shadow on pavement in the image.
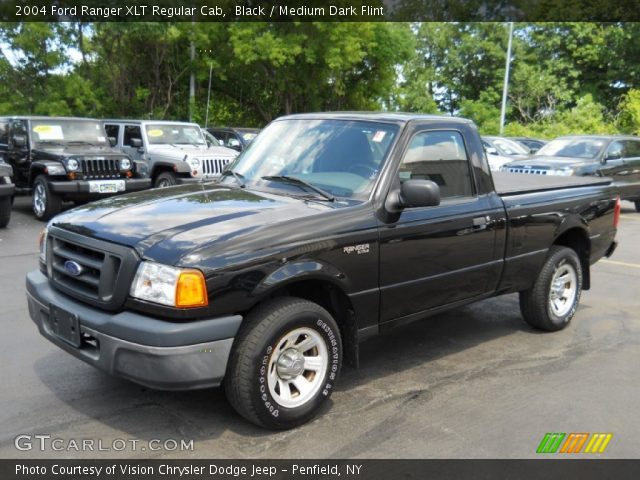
[32,293,541,446]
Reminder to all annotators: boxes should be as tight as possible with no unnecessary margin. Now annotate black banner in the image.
[2,459,640,480]
[2,0,640,22]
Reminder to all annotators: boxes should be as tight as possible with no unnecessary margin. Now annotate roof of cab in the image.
[277,112,473,125]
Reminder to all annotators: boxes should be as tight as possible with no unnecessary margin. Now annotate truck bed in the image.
[493,172,612,196]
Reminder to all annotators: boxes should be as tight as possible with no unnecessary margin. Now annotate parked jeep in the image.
[0,159,14,228]
[104,120,238,188]
[0,116,150,221]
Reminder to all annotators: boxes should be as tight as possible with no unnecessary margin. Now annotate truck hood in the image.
[50,183,336,266]
[146,144,237,158]
[505,155,591,169]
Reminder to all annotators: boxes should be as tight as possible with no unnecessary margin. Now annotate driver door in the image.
[378,128,501,322]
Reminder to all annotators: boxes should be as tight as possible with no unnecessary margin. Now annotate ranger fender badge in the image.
[343,244,370,255]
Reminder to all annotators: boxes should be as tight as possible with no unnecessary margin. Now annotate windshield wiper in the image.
[261,175,335,202]
[220,169,246,188]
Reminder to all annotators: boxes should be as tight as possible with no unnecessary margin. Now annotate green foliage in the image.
[0,21,638,137]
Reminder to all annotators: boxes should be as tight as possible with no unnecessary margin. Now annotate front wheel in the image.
[225,298,342,429]
[519,246,583,331]
[32,175,62,221]
[154,172,177,188]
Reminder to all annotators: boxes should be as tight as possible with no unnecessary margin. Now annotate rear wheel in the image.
[32,175,61,221]
[520,246,583,331]
[0,196,11,228]
[225,297,342,429]
[154,172,177,188]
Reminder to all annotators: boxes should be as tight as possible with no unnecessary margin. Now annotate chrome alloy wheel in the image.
[267,327,328,409]
[33,182,46,217]
[548,261,578,317]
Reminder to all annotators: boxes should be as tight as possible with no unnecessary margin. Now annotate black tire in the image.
[32,175,62,221]
[0,196,11,228]
[154,171,177,188]
[634,200,640,213]
[519,246,583,331]
[225,297,342,430]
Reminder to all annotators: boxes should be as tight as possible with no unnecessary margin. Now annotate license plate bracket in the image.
[89,180,125,194]
[49,304,81,347]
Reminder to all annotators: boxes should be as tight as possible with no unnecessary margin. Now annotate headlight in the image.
[120,158,131,170]
[186,157,200,169]
[39,227,48,263]
[130,261,208,308]
[548,168,575,176]
[66,159,79,171]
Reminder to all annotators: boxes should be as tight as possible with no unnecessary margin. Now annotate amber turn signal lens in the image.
[175,270,208,308]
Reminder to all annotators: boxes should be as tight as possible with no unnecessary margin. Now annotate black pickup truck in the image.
[26,113,619,429]
[0,116,150,221]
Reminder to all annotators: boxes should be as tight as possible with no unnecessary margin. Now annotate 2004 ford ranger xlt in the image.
[26,113,619,429]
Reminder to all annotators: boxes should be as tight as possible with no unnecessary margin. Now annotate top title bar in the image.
[2,0,640,22]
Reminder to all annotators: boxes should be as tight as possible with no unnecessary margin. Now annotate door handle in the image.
[472,216,492,230]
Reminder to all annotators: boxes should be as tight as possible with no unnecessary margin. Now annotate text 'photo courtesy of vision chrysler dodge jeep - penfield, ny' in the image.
[25,113,620,429]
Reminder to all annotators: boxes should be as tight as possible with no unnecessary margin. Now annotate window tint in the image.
[104,124,120,141]
[123,125,142,147]
[622,140,640,158]
[400,130,473,199]
[0,121,8,144]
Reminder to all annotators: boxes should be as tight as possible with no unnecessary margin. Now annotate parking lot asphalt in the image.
[0,197,638,459]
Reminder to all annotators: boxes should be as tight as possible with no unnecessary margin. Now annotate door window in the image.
[104,124,120,142]
[123,125,142,147]
[399,130,474,199]
[622,140,640,158]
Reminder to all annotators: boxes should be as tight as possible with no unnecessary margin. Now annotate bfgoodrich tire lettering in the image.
[519,245,583,331]
[224,297,342,429]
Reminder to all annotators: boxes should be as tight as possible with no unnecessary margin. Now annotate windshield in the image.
[30,120,109,147]
[221,119,399,200]
[145,124,206,146]
[489,138,529,155]
[536,138,606,159]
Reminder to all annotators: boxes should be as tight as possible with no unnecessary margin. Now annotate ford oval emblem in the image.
[63,260,84,277]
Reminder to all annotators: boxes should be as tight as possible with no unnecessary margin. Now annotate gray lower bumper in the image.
[26,271,241,390]
[48,178,151,194]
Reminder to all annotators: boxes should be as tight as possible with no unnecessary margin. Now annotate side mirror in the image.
[486,147,498,155]
[130,138,142,148]
[12,134,27,148]
[108,136,117,147]
[604,151,621,162]
[386,179,440,212]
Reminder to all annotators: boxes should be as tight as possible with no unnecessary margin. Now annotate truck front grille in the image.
[81,158,122,179]
[506,167,548,175]
[46,228,140,311]
[201,157,233,176]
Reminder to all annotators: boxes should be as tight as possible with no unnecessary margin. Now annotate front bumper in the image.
[26,270,242,390]
[48,178,151,194]
[0,183,15,198]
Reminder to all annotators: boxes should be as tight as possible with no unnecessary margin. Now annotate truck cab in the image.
[0,116,150,221]
[103,120,238,188]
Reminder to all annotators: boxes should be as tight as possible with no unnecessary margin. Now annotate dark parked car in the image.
[207,127,261,151]
[0,117,149,220]
[508,137,547,153]
[27,113,619,429]
[503,135,640,212]
[0,159,14,228]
